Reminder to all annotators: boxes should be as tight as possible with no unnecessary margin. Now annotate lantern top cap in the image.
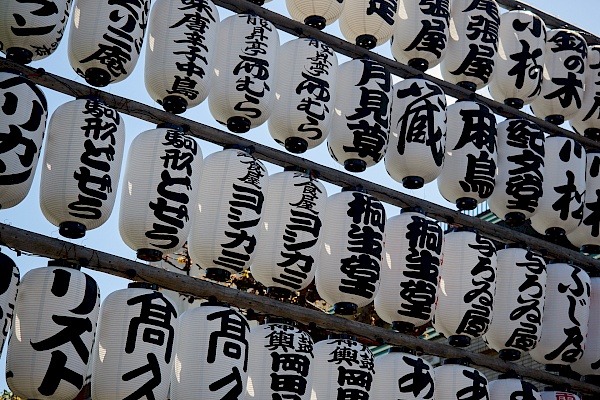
[128,282,158,290]
[224,144,253,154]
[328,333,357,341]
[201,295,229,307]
[157,123,183,131]
[451,226,478,234]
[498,371,521,379]
[341,185,367,194]
[443,357,468,366]
[400,207,425,215]
[47,259,81,270]
[389,346,415,354]
[76,95,105,104]
[504,242,527,249]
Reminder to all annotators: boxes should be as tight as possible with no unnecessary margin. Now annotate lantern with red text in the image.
[540,391,581,400]
[0,253,19,358]
[571,276,600,382]
[372,348,435,400]
[339,0,397,49]
[286,0,345,30]
[488,374,541,400]
[433,359,490,400]
[571,45,600,141]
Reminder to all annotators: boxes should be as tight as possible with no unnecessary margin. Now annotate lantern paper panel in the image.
[530,29,588,124]
[571,45,600,140]
[391,0,450,71]
[374,209,443,332]
[119,126,202,261]
[208,13,279,134]
[433,362,490,400]
[268,38,338,153]
[39,97,125,239]
[437,101,497,210]
[540,391,581,400]
[0,0,72,63]
[0,253,19,358]
[328,58,392,173]
[0,71,47,209]
[567,152,600,252]
[440,0,500,91]
[339,0,397,49]
[385,78,446,188]
[530,136,586,237]
[316,189,385,313]
[6,263,100,400]
[372,350,435,400]
[488,377,541,400]
[251,169,327,293]
[488,119,545,226]
[67,0,150,87]
[144,0,219,114]
[529,262,590,366]
[286,0,345,29]
[488,10,546,108]
[571,277,600,377]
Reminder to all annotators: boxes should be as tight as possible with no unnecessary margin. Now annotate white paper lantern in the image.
[571,45,600,140]
[437,101,497,210]
[483,246,546,361]
[0,0,72,63]
[39,97,125,239]
[0,252,19,358]
[67,0,150,87]
[251,168,327,295]
[440,0,500,91]
[316,188,385,314]
[6,261,100,400]
[488,375,541,400]
[530,262,590,367]
[208,13,279,133]
[144,0,219,114]
[488,10,546,109]
[386,77,446,188]
[530,29,588,125]
[374,208,443,332]
[268,38,338,153]
[433,360,490,400]
[328,58,392,173]
[433,228,497,347]
[152,258,203,315]
[571,277,600,379]
[372,348,435,400]
[0,71,47,209]
[540,391,581,400]
[286,0,345,29]
[339,0,397,49]
[188,147,267,281]
[488,119,545,226]
[391,0,450,71]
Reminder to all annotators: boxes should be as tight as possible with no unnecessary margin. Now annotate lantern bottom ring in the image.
[407,58,429,73]
[457,81,477,92]
[205,267,232,282]
[456,197,478,211]
[333,302,358,315]
[59,221,87,239]
[84,68,111,88]
[304,15,326,30]
[504,98,524,110]
[585,128,600,142]
[402,176,424,190]
[162,95,188,114]
[544,227,566,242]
[285,137,308,154]
[504,212,526,227]
[448,334,471,348]
[545,115,565,126]
[267,286,293,300]
[581,244,600,255]
[6,47,33,65]
[392,321,415,334]
[344,159,367,173]
[498,348,522,361]
[356,35,377,50]
[136,248,164,262]
[227,116,251,133]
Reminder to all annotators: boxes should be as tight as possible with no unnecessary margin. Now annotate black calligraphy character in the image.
[207,308,249,370]
[459,152,496,199]
[121,353,162,400]
[265,328,295,352]
[552,170,584,221]
[508,40,543,94]
[544,72,583,109]
[404,18,448,58]
[208,366,244,399]
[11,0,59,37]
[329,343,359,366]
[454,106,496,152]
[456,368,489,400]
[347,193,386,231]
[271,353,311,377]
[366,0,397,25]
[270,373,307,396]
[337,366,373,391]
[339,254,380,299]
[397,356,434,398]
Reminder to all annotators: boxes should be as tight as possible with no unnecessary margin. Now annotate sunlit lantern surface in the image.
[433,359,490,400]
[0,252,20,358]
[372,348,435,400]
[488,375,541,400]
[339,0,397,49]
[571,45,600,141]
[286,0,345,30]
[571,276,600,380]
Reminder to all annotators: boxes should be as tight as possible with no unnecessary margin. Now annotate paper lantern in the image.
[433,228,497,347]
[372,348,435,400]
[0,253,20,358]
[152,258,203,315]
[39,96,125,239]
[144,0,219,114]
[374,208,443,332]
[0,71,47,209]
[286,0,345,29]
[540,391,581,400]
[67,0,150,87]
[571,45,600,140]
[385,77,446,188]
[0,0,72,63]
[488,375,541,400]
[433,360,490,400]
[6,261,100,400]
[488,10,546,109]
[529,261,590,367]
[316,187,385,314]
[268,38,338,153]
[440,0,500,91]
[119,124,202,262]
[571,277,600,380]
[339,0,397,49]
[488,119,545,226]
[328,58,392,172]
[483,245,546,361]
[391,0,450,71]
[437,101,497,210]
[188,147,267,281]
[530,29,588,125]
[208,13,279,133]
[250,168,327,295]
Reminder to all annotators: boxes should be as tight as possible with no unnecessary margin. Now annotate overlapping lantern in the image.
[208,13,279,133]
[6,260,100,400]
[144,0,219,114]
[0,252,19,358]
[488,373,542,400]
[39,96,125,239]
[540,391,581,400]
[372,348,435,400]
[67,0,150,87]
[571,45,600,140]
[571,275,600,382]
[286,0,345,30]
[339,0,397,49]
[433,359,490,400]
[328,58,392,173]
[0,70,47,209]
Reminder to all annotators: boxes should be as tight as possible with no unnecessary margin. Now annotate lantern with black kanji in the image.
[268,38,338,153]
[529,261,590,367]
[483,245,546,361]
[328,58,392,173]
[208,13,279,134]
[385,78,446,189]
[433,359,490,400]
[540,391,581,400]
[433,228,497,348]
[286,0,345,30]
[440,0,500,91]
[488,10,546,109]
[91,283,177,400]
[0,70,47,209]
[530,29,588,125]
[250,167,327,297]
[374,208,443,333]
[188,146,267,282]
[316,187,385,315]
[0,0,72,64]
[571,276,600,382]
[372,348,435,400]
[6,260,100,400]
[488,119,545,226]
[437,100,497,210]
[339,0,397,49]
[67,0,150,87]
[391,0,450,71]
[0,252,20,358]
[119,124,202,262]
[39,96,125,239]
[571,45,600,141]
[488,373,542,400]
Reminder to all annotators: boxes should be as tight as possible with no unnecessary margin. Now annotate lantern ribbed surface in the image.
[488,377,541,400]
[433,363,490,400]
[571,277,600,377]
[286,0,345,28]
[0,253,20,358]
[571,45,600,139]
[339,0,397,48]
[540,391,581,400]
[372,350,435,399]
[567,152,600,251]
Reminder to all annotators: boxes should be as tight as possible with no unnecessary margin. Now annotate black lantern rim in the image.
[284,137,309,154]
[137,248,163,262]
[402,176,424,189]
[205,268,231,282]
[6,47,33,65]
[59,221,87,239]
[128,282,158,290]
